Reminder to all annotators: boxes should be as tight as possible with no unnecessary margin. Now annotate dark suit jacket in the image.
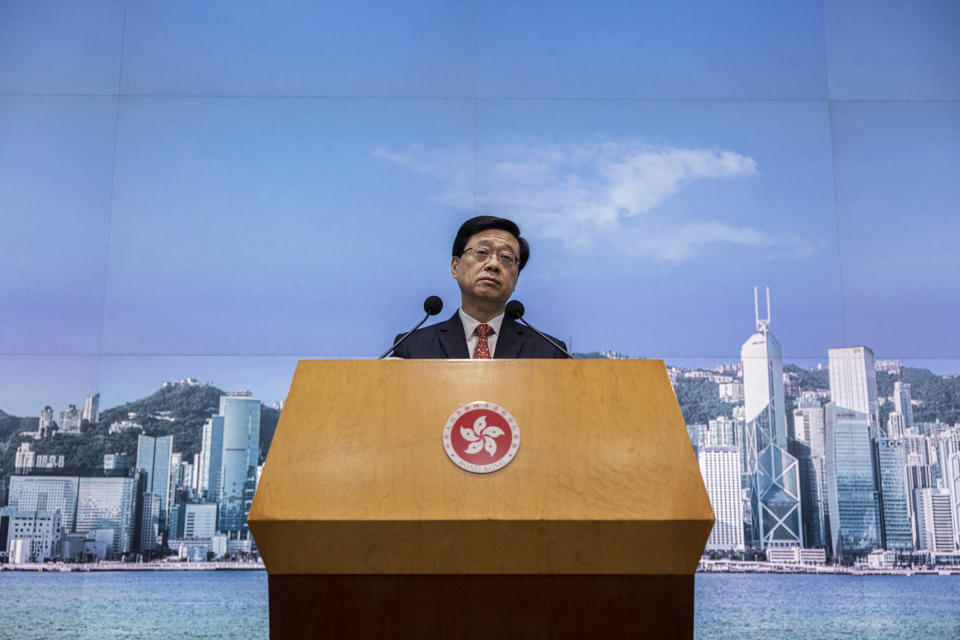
[392,312,568,359]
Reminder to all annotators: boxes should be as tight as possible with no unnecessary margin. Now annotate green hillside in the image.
[0,383,280,478]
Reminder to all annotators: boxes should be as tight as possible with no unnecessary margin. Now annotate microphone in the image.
[505,300,575,359]
[378,296,443,359]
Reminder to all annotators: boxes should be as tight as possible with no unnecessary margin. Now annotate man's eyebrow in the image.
[474,240,519,251]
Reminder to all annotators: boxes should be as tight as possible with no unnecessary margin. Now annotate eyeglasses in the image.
[462,245,520,269]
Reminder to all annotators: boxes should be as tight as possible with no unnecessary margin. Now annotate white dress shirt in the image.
[459,308,505,358]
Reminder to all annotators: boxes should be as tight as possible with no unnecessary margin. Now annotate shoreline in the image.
[698,559,960,576]
[4,560,959,576]
[0,561,265,572]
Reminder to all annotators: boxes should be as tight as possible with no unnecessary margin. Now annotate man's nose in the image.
[484,260,501,272]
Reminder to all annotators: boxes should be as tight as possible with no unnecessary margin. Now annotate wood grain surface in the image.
[248,359,713,575]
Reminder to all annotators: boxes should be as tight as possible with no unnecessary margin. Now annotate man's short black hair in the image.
[452,215,530,272]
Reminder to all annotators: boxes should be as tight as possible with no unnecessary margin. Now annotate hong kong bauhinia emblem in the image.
[443,402,520,474]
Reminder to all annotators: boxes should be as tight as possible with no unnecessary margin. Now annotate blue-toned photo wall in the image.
[1,1,959,638]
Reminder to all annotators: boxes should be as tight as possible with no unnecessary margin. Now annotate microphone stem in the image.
[517,318,576,359]
[378,311,431,359]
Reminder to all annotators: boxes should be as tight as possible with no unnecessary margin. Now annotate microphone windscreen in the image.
[505,299,525,320]
[423,295,443,316]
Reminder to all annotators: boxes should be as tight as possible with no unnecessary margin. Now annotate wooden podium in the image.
[249,359,713,639]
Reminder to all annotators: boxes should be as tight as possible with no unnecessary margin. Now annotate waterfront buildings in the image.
[199,416,225,499]
[216,394,261,536]
[740,288,802,549]
[139,492,161,553]
[904,439,934,546]
[913,488,957,553]
[765,546,826,565]
[699,445,745,551]
[7,474,141,558]
[136,435,173,519]
[793,394,828,549]
[0,507,62,562]
[182,503,218,540]
[874,439,913,550]
[939,434,960,550]
[75,476,141,556]
[792,439,828,550]
[824,404,881,559]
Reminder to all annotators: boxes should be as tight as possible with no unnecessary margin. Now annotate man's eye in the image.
[499,254,516,266]
[474,248,491,258]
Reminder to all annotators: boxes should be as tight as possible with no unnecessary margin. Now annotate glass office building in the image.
[199,415,225,500]
[6,476,80,532]
[216,394,261,534]
[76,477,140,556]
[825,404,880,559]
[136,435,173,525]
[874,439,913,550]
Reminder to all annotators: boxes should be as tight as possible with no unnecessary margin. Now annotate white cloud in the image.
[374,139,808,262]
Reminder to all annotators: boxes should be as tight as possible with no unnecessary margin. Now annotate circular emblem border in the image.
[443,401,520,474]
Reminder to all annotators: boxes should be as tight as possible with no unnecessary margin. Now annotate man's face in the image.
[451,228,520,308]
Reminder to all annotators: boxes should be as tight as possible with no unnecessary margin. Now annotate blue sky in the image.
[1,1,959,416]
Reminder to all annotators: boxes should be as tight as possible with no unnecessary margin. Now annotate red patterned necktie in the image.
[473,323,493,359]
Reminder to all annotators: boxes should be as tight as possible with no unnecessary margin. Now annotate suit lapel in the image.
[438,312,470,358]
[494,317,524,358]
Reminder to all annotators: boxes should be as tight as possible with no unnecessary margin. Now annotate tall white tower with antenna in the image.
[740,287,802,549]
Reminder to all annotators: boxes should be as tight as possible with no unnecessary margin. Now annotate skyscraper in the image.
[828,346,879,435]
[893,382,914,429]
[793,393,825,449]
[913,488,956,553]
[76,476,140,556]
[136,435,173,532]
[740,287,802,549]
[698,446,745,551]
[199,416,225,499]
[824,404,881,559]
[138,492,161,553]
[215,394,261,535]
[938,430,960,550]
[874,439,913,550]
[903,434,933,546]
[887,412,906,440]
[82,393,100,424]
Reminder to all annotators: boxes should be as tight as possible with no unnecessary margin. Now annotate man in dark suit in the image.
[392,216,567,359]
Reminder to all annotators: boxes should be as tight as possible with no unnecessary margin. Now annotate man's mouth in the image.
[478,277,500,286]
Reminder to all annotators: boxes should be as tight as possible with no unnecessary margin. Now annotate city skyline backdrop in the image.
[2,1,959,416]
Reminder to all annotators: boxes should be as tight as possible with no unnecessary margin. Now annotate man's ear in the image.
[451,256,460,279]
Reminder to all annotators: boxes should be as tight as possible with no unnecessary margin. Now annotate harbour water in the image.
[1,571,959,639]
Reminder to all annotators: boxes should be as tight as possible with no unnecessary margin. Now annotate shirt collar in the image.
[458,307,504,339]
